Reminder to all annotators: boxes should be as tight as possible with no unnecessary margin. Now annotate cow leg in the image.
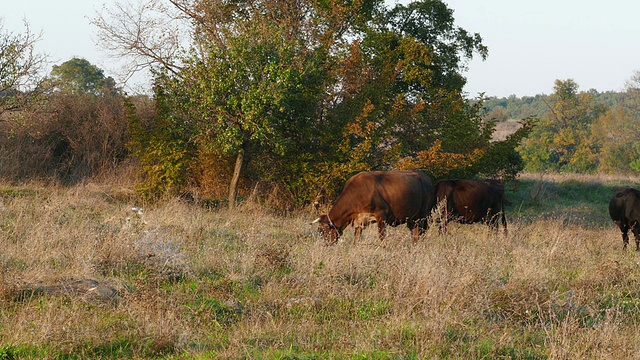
[354,227,363,245]
[632,224,640,251]
[408,222,419,244]
[410,218,425,244]
[439,207,449,234]
[440,219,448,234]
[487,212,499,232]
[411,227,419,244]
[501,211,508,236]
[377,221,387,241]
[620,224,630,250]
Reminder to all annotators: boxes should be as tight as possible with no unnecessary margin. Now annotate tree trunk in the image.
[228,147,245,209]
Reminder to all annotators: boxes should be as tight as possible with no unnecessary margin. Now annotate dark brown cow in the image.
[428,179,507,232]
[609,187,640,251]
[312,171,432,245]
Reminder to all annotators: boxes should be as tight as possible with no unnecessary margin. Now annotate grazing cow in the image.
[428,179,507,233]
[312,171,432,245]
[608,187,640,251]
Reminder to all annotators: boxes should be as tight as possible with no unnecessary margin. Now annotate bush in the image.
[0,82,130,183]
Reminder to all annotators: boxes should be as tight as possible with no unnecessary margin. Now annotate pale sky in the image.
[3,0,640,97]
[3,1,107,70]
[448,0,640,97]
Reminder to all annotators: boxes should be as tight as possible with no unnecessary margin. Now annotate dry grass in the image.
[1,176,640,358]
[492,120,523,141]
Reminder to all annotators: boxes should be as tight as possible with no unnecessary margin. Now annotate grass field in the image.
[1,173,640,359]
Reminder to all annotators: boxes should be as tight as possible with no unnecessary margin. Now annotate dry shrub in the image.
[189,148,235,200]
[256,245,292,271]
[0,90,130,183]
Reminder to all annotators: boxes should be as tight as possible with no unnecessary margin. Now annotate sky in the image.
[447,0,640,97]
[3,0,640,97]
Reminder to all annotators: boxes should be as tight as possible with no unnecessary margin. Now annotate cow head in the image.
[312,214,340,245]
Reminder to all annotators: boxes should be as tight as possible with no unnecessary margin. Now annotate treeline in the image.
[482,89,635,122]
[482,78,640,174]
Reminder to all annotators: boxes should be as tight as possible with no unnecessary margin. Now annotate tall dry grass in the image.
[0,176,640,358]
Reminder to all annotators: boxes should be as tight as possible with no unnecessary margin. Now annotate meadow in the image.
[1,173,640,359]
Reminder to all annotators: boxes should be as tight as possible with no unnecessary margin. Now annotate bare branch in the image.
[91,0,190,81]
[0,18,48,113]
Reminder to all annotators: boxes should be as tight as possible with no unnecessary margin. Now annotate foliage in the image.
[482,81,640,175]
[397,139,483,179]
[518,79,608,173]
[281,0,501,202]
[127,75,196,200]
[481,90,632,123]
[94,0,528,207]
[47,57,117,96]
[474,116,536,180]
[396,112,534,182]
[592,105,640,173]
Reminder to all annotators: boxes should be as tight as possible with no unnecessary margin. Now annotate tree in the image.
[304,1,492,180]
[591,105,639,173]
[518,79,605,172]
[98,0,371,206]
[127,77,197,197]
[184,0,339,208]
[97,0,525,207]
[0,18,47,113]
[47,57,117,95]
[91,0,187,78]
[619,70,640,173]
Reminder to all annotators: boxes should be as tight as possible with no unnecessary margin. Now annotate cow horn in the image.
[311,217,321,224]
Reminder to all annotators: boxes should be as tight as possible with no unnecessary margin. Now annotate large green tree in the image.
[98,0,526,206]
[48,57,117,95]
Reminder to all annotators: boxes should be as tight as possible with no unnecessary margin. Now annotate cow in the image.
[608,186,640,251]
[312,170,433,245]
[427,179,507,233]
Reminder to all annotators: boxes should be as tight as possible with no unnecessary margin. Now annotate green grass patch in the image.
[507,178,618,224]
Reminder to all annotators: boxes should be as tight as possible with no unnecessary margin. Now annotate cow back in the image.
[372,171,432,224]
[430,179,504,223]
[329,170,432,228]
[610,187,640,223]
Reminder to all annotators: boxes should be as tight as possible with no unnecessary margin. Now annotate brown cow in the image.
[312,170,433,245]
[428,179,507,233]
[609,186,640,251]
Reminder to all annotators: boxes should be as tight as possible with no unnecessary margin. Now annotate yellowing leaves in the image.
[396,140,483,178]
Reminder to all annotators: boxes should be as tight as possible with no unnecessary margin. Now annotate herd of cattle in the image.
[312,170,640,251]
